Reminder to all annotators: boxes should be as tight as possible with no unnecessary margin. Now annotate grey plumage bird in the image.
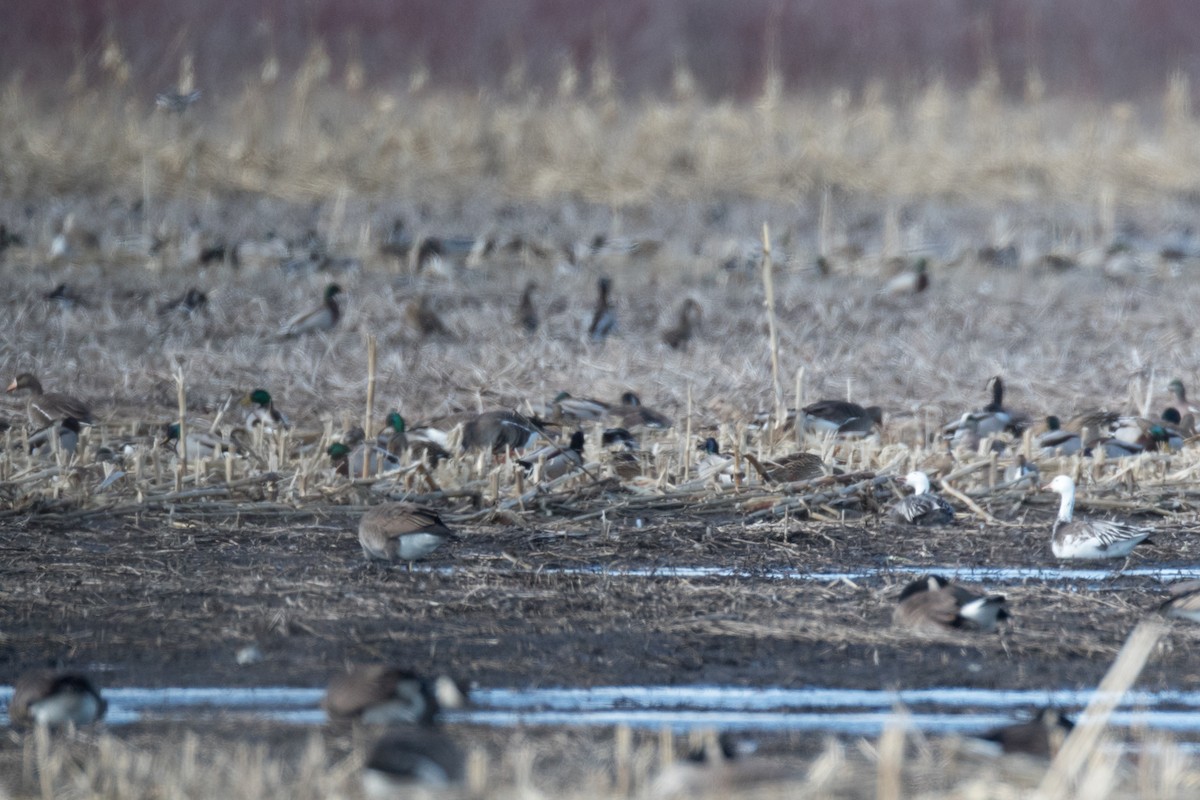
[358,503,457,565]
[890,471,955,525]
[280,284,341,337]
[6,373,93,428]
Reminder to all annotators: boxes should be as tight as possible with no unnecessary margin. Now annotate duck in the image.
[376,411,450,466]
[280,283,341,337]
[405,295,455,339]
[158,422,242,459]
[1157,579,1200,622]
[1003,454,1040,487]
[243,388,290,432]
[158,287,208,316]
[461,409,544,453]
[614,392,673,429]
[892,575,1009,633]
[28,417,83,457]
[800,399,882,436]
[516,280,538,333]
[8,670,107,728]
[978,708,1074,758]
[882,257,930,295]
[1167,378,1200,417]
[358,502,456,565]
[648,731,800,799]
[6,373,93,428]
[1037,416,1082,456]
[1043,474,1153,559]
[890,471,955,525]
[544,391,611,423]
[44,282,88,309]
[1062,409,1121,448]
[662,298,702,349]
[517,430,586,480]
[942,375,1018,442]
[695,437,742,484]
[743,451,825,483]
[322,664,467,726]
[361,727,465,797]
[588,276,616,341]
[329,441,403,478]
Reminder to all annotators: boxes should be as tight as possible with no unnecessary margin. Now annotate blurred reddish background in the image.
[4,0,1199,101]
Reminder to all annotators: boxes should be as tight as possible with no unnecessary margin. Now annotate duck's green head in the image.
[701,436,720,455]
[327,442,351,460]
[1046,415,1062,431]
[1149,425,1170,444]
[386,411,406,433]
[162,422,181,441]
[325,284,342,301]
[914,258,929,274]
[248,389,272,407]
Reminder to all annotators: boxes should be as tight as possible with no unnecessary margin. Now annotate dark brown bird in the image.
[362,727,465,795]
[892,575,1009,633]
[588,276,616,341]
[8,670,107,728]
[744,451,825,483]
[358,502,457,565]
[979,708,1074,758]
[322,664,466,726]
[517,280,538,333]
[6,373,93,428]
[663,298,702,349]
[615,392,672,429]
[406,295,455,339]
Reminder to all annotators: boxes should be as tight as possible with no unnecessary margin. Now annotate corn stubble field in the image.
[8,42,1200,799]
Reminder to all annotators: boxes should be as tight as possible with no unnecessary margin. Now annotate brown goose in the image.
[322,664,467,726]
[1158,579,1200,622]
[892,575,1009,633]
[979,708,1074,758]
[358,503,457,565]
[8,670,107,728]
[6,373,93,428]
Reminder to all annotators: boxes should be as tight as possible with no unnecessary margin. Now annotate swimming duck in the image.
[1043,474,1153,559]
[588,276,616,341]
[892,575,1009,633]
[243,388,290,432]
[517,280,538,333]
[662,298,702,349]
[614,392,673,429]
[322,664,467,726]
[6,373,93,428]
[800,400,882,436]
[8,670,107,728]
[280,283,341,337]
[517,430,585,481]
[358,502,456,564]
[890,471,955,525]
[361,727,465,797]
[978,708,1074,758]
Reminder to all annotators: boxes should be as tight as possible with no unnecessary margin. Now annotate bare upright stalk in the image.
[761,223,784,428]
[363,335,377,480]
[174,365,187,490]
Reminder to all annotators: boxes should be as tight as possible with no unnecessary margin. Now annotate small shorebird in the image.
[800,399,881,436]
[361,727,465,797]
[322,664,467,726]
[243,388,290,432]
[662,298,702,349]
[281,284,341,337]
[8,670,107,728]
[1043,474,1152,559]
[588,276,616,341]
[6,373,93,428]
[890,471,955,525]
[1158,579,1200,622]
[892,575,1009,633]
[358,503,456,566]
[978,707,1074,758]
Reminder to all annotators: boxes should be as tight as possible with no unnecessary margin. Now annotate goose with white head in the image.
[890,471,955,525]
[1043,474,1152,559]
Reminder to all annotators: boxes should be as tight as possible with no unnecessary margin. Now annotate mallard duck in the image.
[663,298,702,349]
[158,287,208,316]
[406,295,455,339]
[1108,409,1186,452]
[1004,454,1040,486]
[544,391,611,422]
[1158,579,1200,622]
[648,731,800,798]
[1167,378,1200,416]
[602,428,647,479]
[1043,474,1152,558]
[8,670,107,728]
[461,409,544,452]
[358,502,456,564]
[28,417,83,457]
[800,400,881,436]
[1038,416,1082,456]
[892,575,1009,633]
[744,451,825,483]
[890,471,955,525]
[695,437,742,484]
[943,376,1018,441]
[517,430,585,480]
[517,280,538,333]
[979,708,1074,758]
[45,282,88,309]
[614,391,673,429]
[376,411,449,466]
[158,422,241,459]
[6,373,93,428]
[883,257,930,295]
[243,388,290,432]
[588,276,616,341]
[329,442,402,477]
[322,664,466,726]
[280,283,341,337]
[361,727,465,797]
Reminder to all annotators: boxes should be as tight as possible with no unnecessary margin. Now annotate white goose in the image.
[890,471,955,525]
[1043,475,1152,559]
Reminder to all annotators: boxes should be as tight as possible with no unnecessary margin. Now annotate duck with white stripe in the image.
[890,471,955,525]
[1043,474,1153,559]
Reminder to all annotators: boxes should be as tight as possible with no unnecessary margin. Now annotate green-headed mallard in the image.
[615,392,672,429]
[8,670,107,728]
[243,388,290,432]
[890,471,955,525]
[545,391,610,423]
[892,575,1009,633]
[322,664,466,725]
[358,502,456,564]
[281,283,340,337]
[329,441,402,478]
[978,708,1074,758]
[800,399,881,436]
[362,727,465,796]
[517,430,585,480]
[882,257,930,295]
[1043,474,1152,558]
[377,411,450,466]
[588,276,616,341]
[6,373,93,428]
[517,280,538,333]
[1037,416,1082,456]
[663,298,702,350]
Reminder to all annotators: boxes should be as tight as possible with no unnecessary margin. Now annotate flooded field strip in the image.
[444,564,1200,586]
[5,685,1200,737]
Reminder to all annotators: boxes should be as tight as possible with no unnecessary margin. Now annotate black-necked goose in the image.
[979,707,1074,758]
[8,670,107,728]
[892,575,1009,633]
[280,283,340,337]
[358,503,456,565]
[322,664,467,726]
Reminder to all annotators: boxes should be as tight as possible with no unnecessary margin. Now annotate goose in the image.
[1043,474,1152,559]
[1158,579,1200,622]
[942,375,1017,441]
[588,276,616,341]
[800,399,881,436]
[517,430,585,480]
[280,283,340,337]
[978,708,1074,758]
[890,471,955,525]
[6,373,93,428]
[8,670,107,728]
[662,298,702,349]
[361,727,465,797]
[614,392,673,429]
[243,388,290,432]
[892,575,1009,633]
[516,280,538,333]
[322,664,467,726]
[744,451,825,483]
[358,503,456,565]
